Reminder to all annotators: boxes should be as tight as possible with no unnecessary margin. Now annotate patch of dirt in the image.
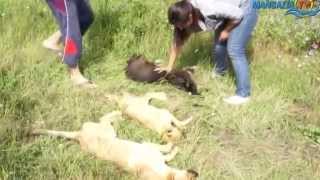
[198,127,320,176]
[288,100,320,125]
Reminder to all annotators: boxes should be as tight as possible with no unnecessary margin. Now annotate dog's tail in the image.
[31,129,79,140]
[173,117,193,128]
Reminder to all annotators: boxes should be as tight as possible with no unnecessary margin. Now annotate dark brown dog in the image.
[125,55,199,95]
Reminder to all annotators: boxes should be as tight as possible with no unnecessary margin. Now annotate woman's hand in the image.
[219,30,230,42]
[154,65,173,73]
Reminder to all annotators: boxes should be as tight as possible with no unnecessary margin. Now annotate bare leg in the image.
[69,65,97,88]
[42,30,63,51]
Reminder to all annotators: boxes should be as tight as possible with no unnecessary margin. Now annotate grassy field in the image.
[1,0,320,179]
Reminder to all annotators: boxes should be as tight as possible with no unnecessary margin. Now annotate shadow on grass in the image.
[177,34,212,69]
[178,33,255,73]
[80,3,121,70]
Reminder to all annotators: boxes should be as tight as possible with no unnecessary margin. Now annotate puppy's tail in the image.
[173,116,193,128]
[31,129,79,140]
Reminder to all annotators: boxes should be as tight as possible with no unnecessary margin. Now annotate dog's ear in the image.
[188,81,199,95]
[184,78,197,94]
[187,169,199,179]
[183,73,199,95]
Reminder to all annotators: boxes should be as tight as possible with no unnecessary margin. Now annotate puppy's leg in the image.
[32,129,79,140]
[163,146,179,162]
[142,142,174,153]
[172,116,193,128]
[99,111,123,125]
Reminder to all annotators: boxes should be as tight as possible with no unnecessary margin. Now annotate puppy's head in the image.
[162,128,182,142]
[165,70,199,95]
[167,169,199,180]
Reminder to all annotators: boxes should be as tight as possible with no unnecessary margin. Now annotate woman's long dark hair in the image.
[168,0,204,26]
[168,0,194,25]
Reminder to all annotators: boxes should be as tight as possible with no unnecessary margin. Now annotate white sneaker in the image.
[223,95,250,105]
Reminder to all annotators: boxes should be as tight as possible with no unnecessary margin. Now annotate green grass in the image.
[1,0,320,179]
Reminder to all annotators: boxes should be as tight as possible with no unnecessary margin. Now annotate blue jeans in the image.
[212,1,258,97]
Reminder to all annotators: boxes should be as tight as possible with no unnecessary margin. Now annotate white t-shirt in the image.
[189,0,247,31]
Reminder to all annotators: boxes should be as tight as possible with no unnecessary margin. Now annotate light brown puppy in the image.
[106,92,193,142]
[32,111,198,180]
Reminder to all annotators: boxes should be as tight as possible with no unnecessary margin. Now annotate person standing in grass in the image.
[158,0,258,105]
[43,0,96,87]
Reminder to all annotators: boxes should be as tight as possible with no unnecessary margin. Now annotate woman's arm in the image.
[167,42,181,72]
[167,28,191,71]
[156,28,191,73]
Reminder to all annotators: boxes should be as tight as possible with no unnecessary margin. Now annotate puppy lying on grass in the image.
[32,111,198,180]
[105,92,193,142]
[125,55,199,95]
